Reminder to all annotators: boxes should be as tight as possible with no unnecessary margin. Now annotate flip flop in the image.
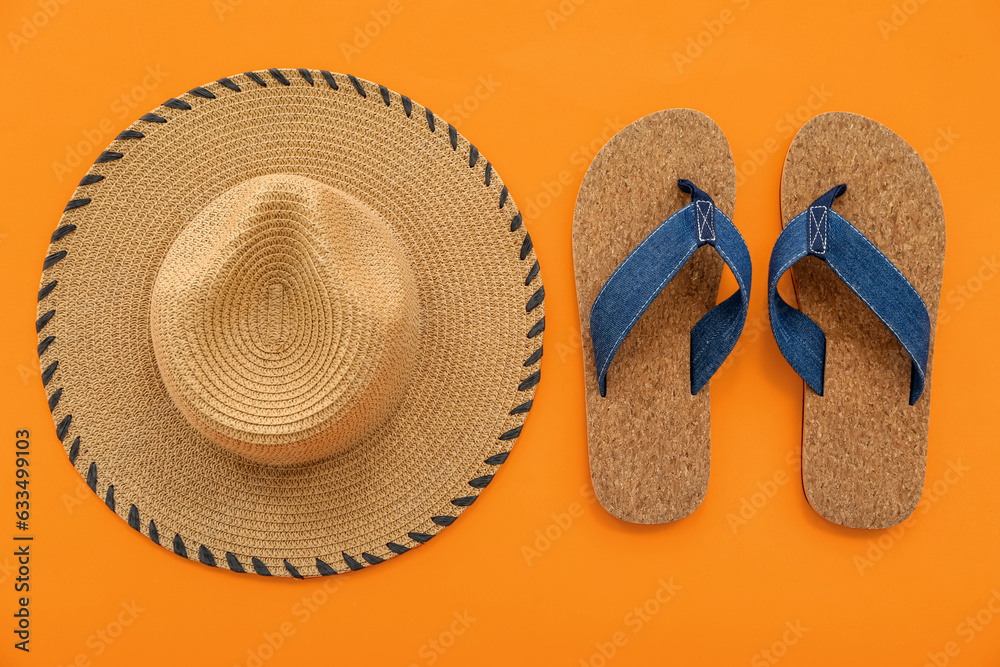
[573,109,751,523]
[769,112,946,529]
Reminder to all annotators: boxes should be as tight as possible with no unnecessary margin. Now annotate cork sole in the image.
[781,112,946,529]
[573,109,736,523]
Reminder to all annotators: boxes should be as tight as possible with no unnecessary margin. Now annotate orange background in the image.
[1,0,997,665]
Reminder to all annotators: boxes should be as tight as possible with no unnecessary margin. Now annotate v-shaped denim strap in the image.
[767,184,931,405]
[590,180,751,397]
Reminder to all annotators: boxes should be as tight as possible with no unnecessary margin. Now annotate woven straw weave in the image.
[36,69,543,577]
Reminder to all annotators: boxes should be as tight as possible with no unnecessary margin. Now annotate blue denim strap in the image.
[590,180,751,397]
[767,184,931,405]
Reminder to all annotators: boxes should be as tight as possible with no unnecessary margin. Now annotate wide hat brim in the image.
[36,69,543,577]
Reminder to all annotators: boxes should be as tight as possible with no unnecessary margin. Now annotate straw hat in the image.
[36,69,544,577]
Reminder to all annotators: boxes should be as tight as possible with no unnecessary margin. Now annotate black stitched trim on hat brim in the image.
[36,68,544,579]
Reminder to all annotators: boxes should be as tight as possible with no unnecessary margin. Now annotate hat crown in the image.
[150,174,418,465]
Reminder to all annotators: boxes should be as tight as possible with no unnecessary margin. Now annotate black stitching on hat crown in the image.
[401,95,412,117]
[343,552,364,571]
[251,557,271,575]
[245,71,266,87]
[517,371,536,391]
[432,516,455,527]
[269,69,290,86]
[362,552,383,565]
[485,452,509,465]
[127,504,139,530]
[38,281,57,302]
[448,124,458,150]
[199,545,216,566]
[36,310,55,333]
[519,234,533,260]
[386,542,409,555]
[173,534,187,557]
[379,85,391,106]
[43,251,66,270]
[47,388,62,412]
[524,347,543,367]
[65,198,91,212]
[320,70,338,89]
[37,335,55,357]
[348,75,366,97]
[518,371,540,391]
[525,261,540,286]
[526,286,544,313]
[79,174,104,185]
[499,426,521,441]
[41,360,58,385]
[56,414,72,441]
[148,520,160,545]
[509,400,532,416]
[105,485,115,511]
[408,532,434,544]
[499,186,508,208]
[425,108,435,132]
[297,69,314,86]
[162,98,191,111]
[469,145,479,167]
[451,496,476,507]
[510,213,522,232]
[116,130,144,140]
[484,162,492,185]
[218,77,241,92]
[68,436,80,464]
[284,560,303,578]
[95,151,122,164]
[226,552,245,573]
[51,225,76,243]
[528,317,545,338]
[85,461,96,491]
[315,558,337,575]
[140,113,166,123]
[189,87,215,99]
[469,475,493,489]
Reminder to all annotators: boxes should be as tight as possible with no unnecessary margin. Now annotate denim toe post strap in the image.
[767,185,931,405]
[589,180,751,397]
